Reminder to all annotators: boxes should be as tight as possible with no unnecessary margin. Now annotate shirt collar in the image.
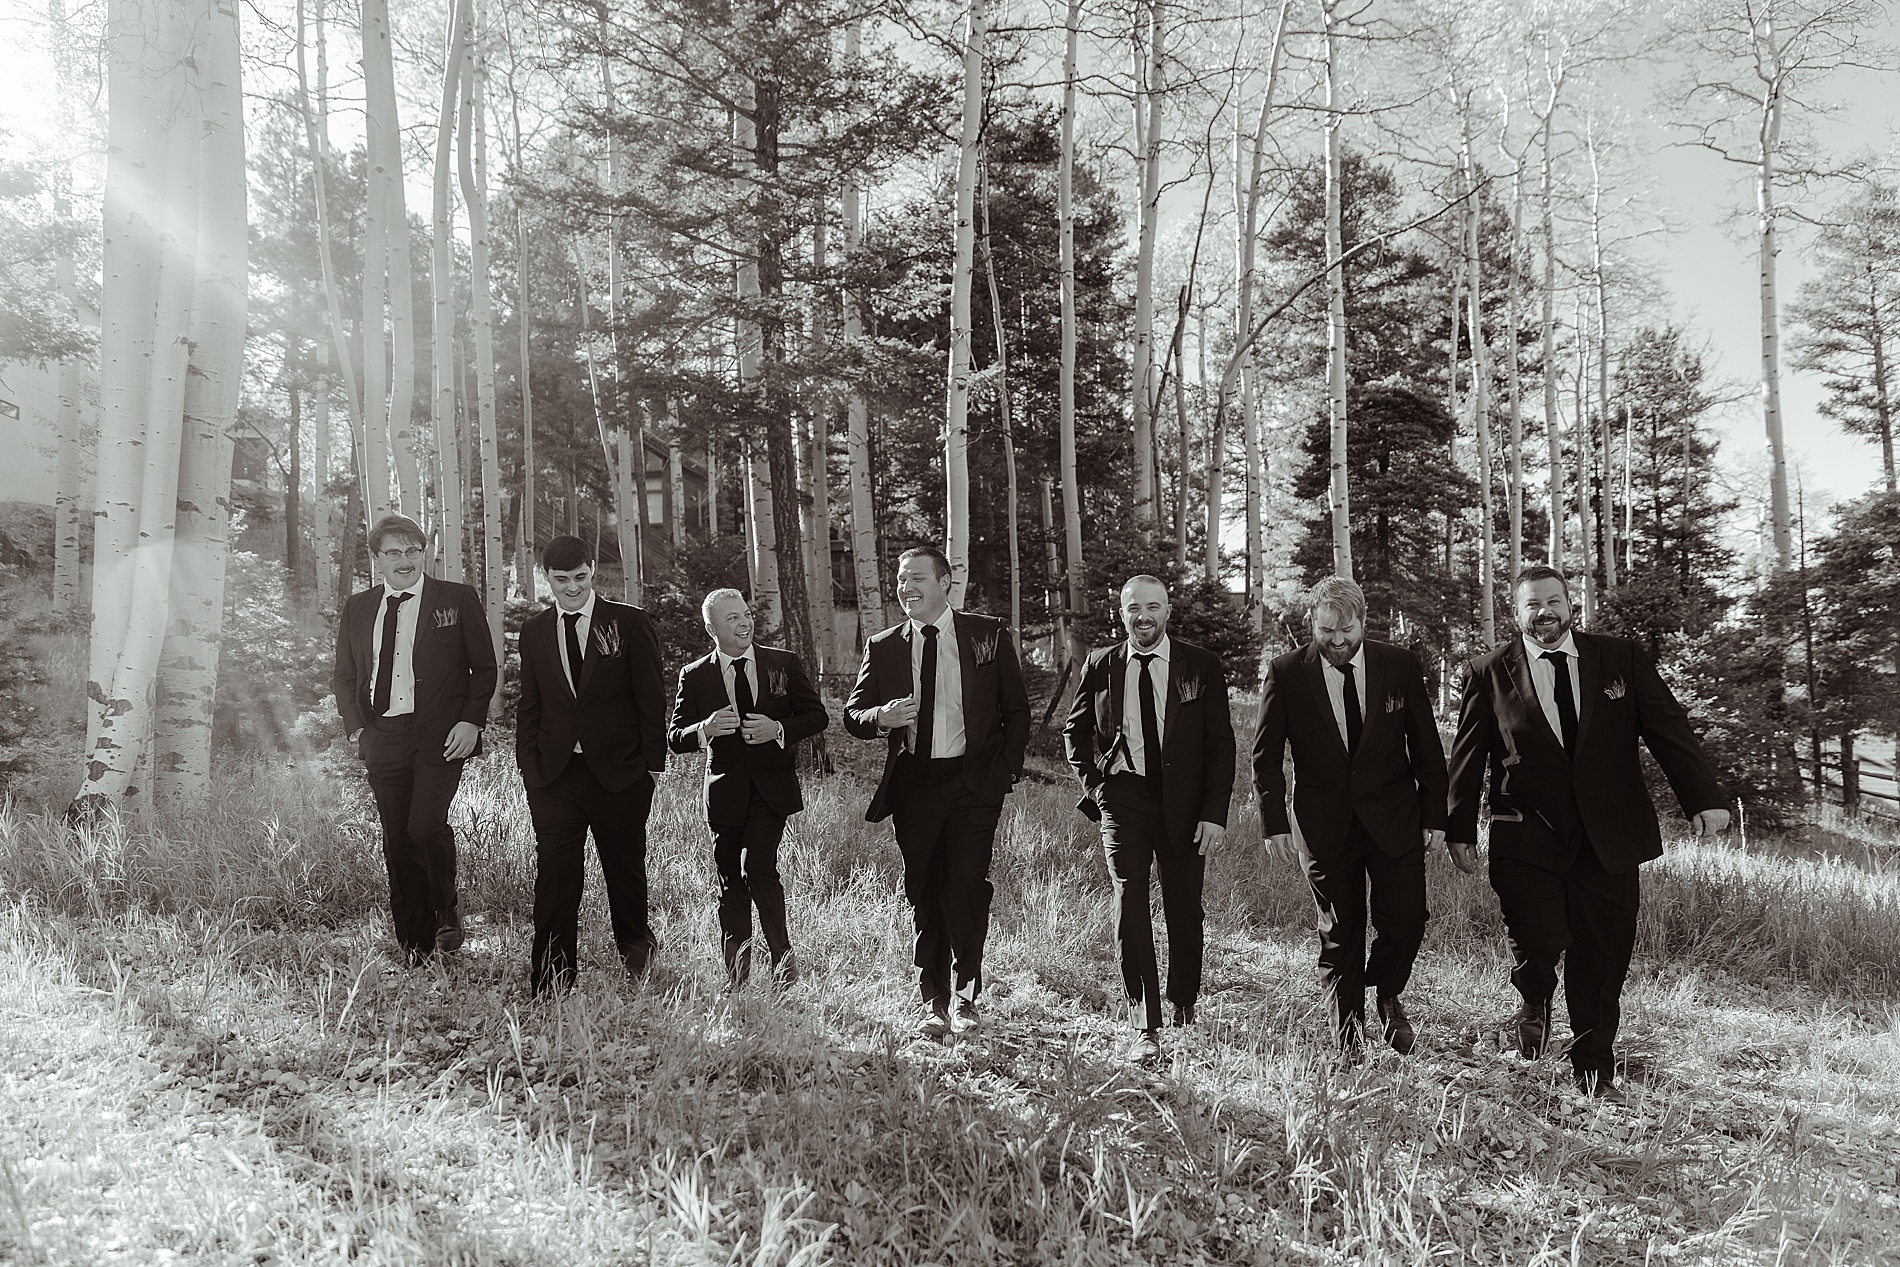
[1128,634,1172,663]
[556,591,598,623]
[909,607,956,640]
[717,643,755,669]
[1524,631,1579,661]
[381,578,424,601]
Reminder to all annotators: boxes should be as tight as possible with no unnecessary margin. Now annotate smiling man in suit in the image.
[1252,576,1448,1054]
[844,545,1030,1038]
[515,534,668,994]
[1065,574,1236,1064]
[1448,565,1729,1099]
[669,588,829,989]
[332,514,498,965]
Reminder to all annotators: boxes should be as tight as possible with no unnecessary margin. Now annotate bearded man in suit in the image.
[1064,574,1236,1064]
[1252,576,1448,1054]
[332,514,498,965]
[669,588,829,989]
[1447,565,1729,1099]
[515,534,668,994]
[844,546,1030,1038]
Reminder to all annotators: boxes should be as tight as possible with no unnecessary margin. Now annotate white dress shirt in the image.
[908,607,966,758]
[1112,636,1171,777]
[555,592,596,751]
[370,579,425,717]
[1321,644,1367,751]
[715,644,784,746]
[1524,631,1582,742]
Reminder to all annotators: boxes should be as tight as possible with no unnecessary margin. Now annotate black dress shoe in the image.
[1171,1004,1195,1028]
[1575,1069,1625,1102]
[770,949,799,988]
[435,905,465,954]
[1377,996,1415,1054]
[622,936,659,978]
[1514,1000,1552,1059]
[918,999,951,1039]
[724,940,753,991]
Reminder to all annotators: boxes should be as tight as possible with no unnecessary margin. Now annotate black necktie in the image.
[731,655,755,719]
[563,612,584,695]
[1134,651,1163,798]
[916,625,938,759]
[1541,650,1578,756]
[372,592,412,716]
[1335,661,1362,755]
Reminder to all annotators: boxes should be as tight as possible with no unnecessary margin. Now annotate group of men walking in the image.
[334,513,1729,1098]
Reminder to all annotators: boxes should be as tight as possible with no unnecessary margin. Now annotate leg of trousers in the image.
[712,793,791,961]
[527,758,656,994]
[891,772,999,1004]
[1490,837,1639,1079]
[1101,789,1162,1032]
[363,717,466,957]
[1306,818,1427,1040]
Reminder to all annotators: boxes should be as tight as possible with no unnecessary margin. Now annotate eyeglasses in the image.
[379,547,427,561]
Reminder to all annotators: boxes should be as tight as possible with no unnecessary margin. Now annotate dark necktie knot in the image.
[1540,649,1579,755]
[388,592,412,612]
[1135,651,1155,666]
[920,625,939,642]
[729,655,755,721]
[1540,649,1565,666]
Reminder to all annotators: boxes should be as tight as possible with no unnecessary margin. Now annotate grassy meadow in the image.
[4,595,1900,1263]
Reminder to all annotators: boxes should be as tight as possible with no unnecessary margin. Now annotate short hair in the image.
[541,534,594,573]
[1512,564,1570,596]
[896,545,952,582]
[701,587,747,624]
[1307,576,1366,624]
[368,514,426,555]
[1120,574,1169,602]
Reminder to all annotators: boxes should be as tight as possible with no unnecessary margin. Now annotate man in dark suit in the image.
[669,587,829,989]
[515,534,668,994]
[1064,574,1236,1063]
[1252,577,1448,1054]
[1448,565,1729,1098]
[332,514,498,965]
[844,545,1030,1038]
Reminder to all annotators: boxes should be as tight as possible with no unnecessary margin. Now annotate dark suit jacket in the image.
[1062,638,1237,845]
[1447,631,1726,875]
[1251,640,1447,860]
[515,597,667,792]
[667,644,830,825]
[843,610,1031,823]
[332,575,497,764]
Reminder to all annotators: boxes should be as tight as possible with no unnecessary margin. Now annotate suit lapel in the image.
[354,588,378,701]
[1360,642,1385,740]
[1161,642,1181,750]
[1506,638,1567,757]
[1303,645,1349,761]
[954,611,978,713]
[577,599,608,697]
[542,611,577,700]
[1573,632,1601,753]
[1108,642,1128,737]
[413,576,438,695]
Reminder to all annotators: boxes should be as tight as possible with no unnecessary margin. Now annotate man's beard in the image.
[1524,612,1572,646]
[1128,621,1166,650]
[1318,637,1361,667]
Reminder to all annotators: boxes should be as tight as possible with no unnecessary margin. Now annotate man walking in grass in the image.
[844,546,1030,1038]
[1447,565,1729,1100]
[1252,576,1447,1056]
[515,535,668,994]
[1064,575,1236,1064]
[669,588,829,990]
[332,514,497,966]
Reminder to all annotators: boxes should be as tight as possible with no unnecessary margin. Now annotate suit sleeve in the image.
[668,665,703,754]
[1062,652,1104,801]
[516,621,542,771]
[1404,651,1449,831]
[628,609,668,773]
[1250,661,1292,839]
[1199,652,1237,828]
[459,585,499,727]
[843,639,885,739]
[781,652,830,745]
[995,623,1031,780]
[332,596,364,734]
[1632,645,1726,817]
[1446,661,1496,845]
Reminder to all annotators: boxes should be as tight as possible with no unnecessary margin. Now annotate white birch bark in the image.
[362,0,418,513]
[1587,126,1616,593]
[359,0,395,522]
[1127,0,1164,527]
[943,0,985,604]
[1057,0,1085,623]
[1461,93,1496,645]
[510,62,535,597]
[431,0,469,579]
[458,6,504,698]
[1755,16,1792,571]
[1322,0,1352,580]
[1500,101,1526,580]
[313,346,333,612]
[1539,93,1564,569]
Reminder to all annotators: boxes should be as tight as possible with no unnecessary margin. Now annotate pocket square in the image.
[1603,677,1626,700]
[972,631,1000,666]
[1175,675,1203,703]
[766,666,788,697]
[432,607,458,629]
[592,622,623,659]
[1384,694,1403,714]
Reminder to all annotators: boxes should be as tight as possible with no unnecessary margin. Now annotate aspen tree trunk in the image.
[1057,0,1085,623]
[53,235,84,619]
[512,82,536,593]
[459,7,504,697]
[1127,0,1164,528]
[732,98,779,624]
[668,431,684,548]
[979,153,1021,633]
[597,6,641,604]
[362,0,418,511]
[1041,476,1064,663]
[841,35,885,634]
[1573,293,1596,623]
[1587,130,1615,593]
[1540,112,1564,569]
[1462,97,1495,646]
[943,0,984,604]
[1870,264,1896,492]
[431,0,469,579]
[155,0,245,804]
[313,346,333,612]
[286,338,303,588]
[1321,0,1351,580]
[359,0,395,522]
[804,221,836,673]
[1755,34,1792,571]
[1501,110,1525,579]
[706,438,719,540]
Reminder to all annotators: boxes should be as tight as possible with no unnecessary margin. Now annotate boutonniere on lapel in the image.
[765,666,788,697]
[971,629,1000,667]
[592,621,622,659]
[1603,677,1626,701]
[432,606,458,629]
[1384,694,1404,714]
[1175,673,1204,703]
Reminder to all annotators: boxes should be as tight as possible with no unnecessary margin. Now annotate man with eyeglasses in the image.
[331,513,498,965]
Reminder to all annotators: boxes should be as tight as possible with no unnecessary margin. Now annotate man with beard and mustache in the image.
[1448,565,1729,1099]
[1065,575,1235,1064]
[1252,576,1447,1054]
[844,546,1030,1038]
